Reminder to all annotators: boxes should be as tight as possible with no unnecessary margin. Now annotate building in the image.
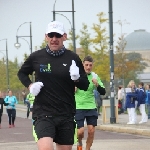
[124,29,150,83]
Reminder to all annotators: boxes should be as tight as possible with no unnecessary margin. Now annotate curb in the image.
[96,125,150,137]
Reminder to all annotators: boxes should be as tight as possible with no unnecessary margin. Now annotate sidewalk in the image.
[97,113,150,137]
[16,104,150,136]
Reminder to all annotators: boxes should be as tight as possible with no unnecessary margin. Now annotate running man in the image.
[26,93,35,118]
[75,56,106,150]
[17,21,89,150]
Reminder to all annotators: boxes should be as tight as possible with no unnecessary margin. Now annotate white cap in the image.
[46,21,65,35]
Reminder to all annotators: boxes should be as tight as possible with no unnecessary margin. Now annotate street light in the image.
[15,37,30,50]
[52,0,76,53]
[55,13,72,29]
[53,0,57,21]
[14,22,33,81]
[14,22,32,54]
[55,13,73,48]
[108,0,116,124]
[0,39,9,91]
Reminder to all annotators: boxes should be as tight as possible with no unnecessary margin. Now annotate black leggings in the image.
[0,113,2,124]
[7,109,16,125]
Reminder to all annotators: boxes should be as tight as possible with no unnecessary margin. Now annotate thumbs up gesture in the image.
[92,72,98,79]
[69,60,80,80]
[91,72,98,87]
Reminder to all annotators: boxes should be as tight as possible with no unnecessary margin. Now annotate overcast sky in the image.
[0,0,150,62]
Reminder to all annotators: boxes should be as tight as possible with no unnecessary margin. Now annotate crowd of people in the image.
[117,80,150,125]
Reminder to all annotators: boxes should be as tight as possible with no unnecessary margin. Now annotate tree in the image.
[0,58,7,90]
[23,53,29,61]
[40,39,47,49]
[78,23,92,60]
[8,57,24,90]
[114,34,127,80]
[90,12,110,83]
[67,29,79,51]
[114,35,145,87]
[0,57,25,97]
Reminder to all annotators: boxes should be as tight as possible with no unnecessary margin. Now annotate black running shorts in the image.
[33,115,77,145]
[75,109,98,129]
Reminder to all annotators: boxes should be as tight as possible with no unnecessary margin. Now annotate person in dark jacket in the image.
[125,80,138,124]
[0,91,8,129]
[17,20,89,150]
[137,82,148,124]
[145,84,150,119]
[128,80,139,121]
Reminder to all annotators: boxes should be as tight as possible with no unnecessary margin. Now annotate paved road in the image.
[1,114,149,143]
[1,107,150,150]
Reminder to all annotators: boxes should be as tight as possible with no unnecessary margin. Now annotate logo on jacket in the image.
[40,63,51,73]
[63,63,67,66]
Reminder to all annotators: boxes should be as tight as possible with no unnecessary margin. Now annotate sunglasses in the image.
[48,32,63,38]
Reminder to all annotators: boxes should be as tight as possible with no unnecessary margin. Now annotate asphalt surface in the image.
[0,114,33,143]
[1,104,150,150]
[1,114,149,143]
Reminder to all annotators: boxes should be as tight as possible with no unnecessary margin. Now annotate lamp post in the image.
[14,37,30,50]
[53,0,57,21]
[55,13,72,29]
[14,22,33,81]
[14,22,32,53]
[71,0,76,54]
[52,0,76,53]
[55,13,73,48]
[0,39,9,91]
[108,0,116,124]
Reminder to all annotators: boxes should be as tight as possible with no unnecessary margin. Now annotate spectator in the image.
[4,90,18,128]
[125,80,138,124]
[0,91,8,129]
[145,84,149,109]
[117,86,124,114]
[137,82,148,124]
[128,80,139,121]
[146,84,150,119]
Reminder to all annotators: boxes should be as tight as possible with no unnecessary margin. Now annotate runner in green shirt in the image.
[75,56,106,150]
[26,93,35,118]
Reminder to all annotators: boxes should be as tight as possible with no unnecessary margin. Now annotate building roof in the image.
[124,29,150,51]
